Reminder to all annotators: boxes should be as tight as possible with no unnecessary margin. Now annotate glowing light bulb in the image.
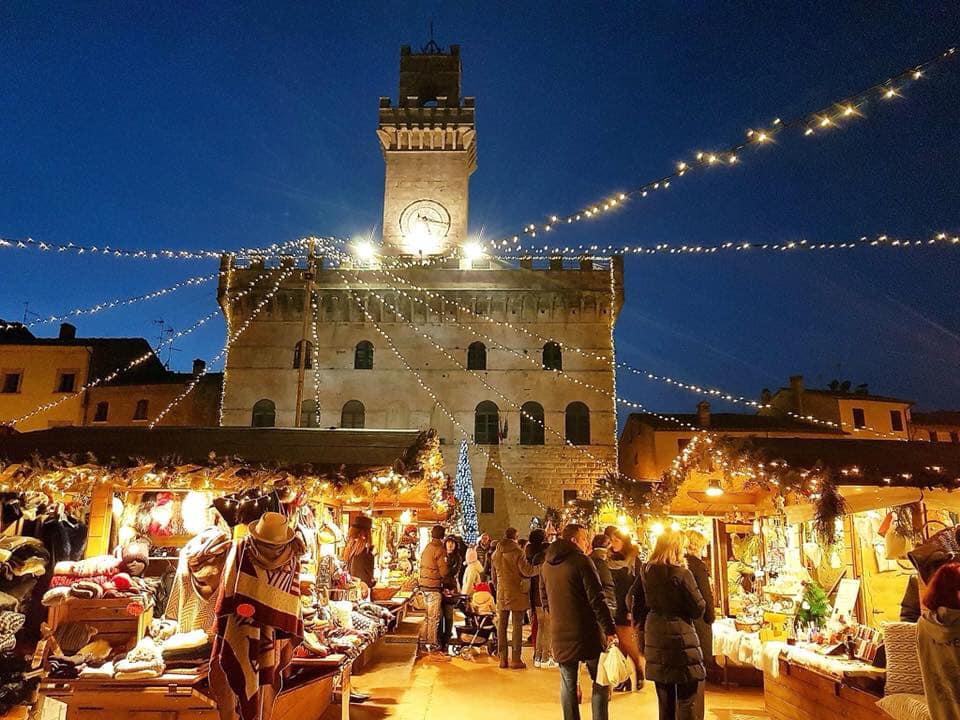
[651,522,665,536]
[705,479,724,497]
[353,240,376,262]
[462,242,484,261]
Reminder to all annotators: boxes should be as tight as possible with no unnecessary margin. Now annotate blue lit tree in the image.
[453,439,479,544]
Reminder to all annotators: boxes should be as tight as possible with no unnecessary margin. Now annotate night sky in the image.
[2,2,959,421]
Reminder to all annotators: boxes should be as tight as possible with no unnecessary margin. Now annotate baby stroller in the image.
[449,588,498,657]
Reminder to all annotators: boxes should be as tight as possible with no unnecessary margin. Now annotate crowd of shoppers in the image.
[415,523,716,720]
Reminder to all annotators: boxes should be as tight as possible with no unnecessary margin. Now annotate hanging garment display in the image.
[211,513,304,720]
[164,527,231,634]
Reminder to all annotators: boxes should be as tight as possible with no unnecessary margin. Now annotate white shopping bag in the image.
[596,644,635,687]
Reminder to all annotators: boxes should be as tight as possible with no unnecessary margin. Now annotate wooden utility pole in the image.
[294,238,316,428]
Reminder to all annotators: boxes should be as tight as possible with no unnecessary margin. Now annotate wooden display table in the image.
[764,655,884,720]
[40,667,335,720]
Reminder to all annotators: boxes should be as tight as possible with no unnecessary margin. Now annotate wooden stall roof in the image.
[0,426,428,474]
[745,437,960,487]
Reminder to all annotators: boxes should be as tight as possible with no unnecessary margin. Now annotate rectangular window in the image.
[133,399,149,421]
[951,431,959,444]
[852,408,866,429]
[93,401,109,423]
[55,371,77,393]
[480,487,495,514]
[562,489,578,506]
[889,410,903,432]
[1,372,22,394]
[929,430,938,443]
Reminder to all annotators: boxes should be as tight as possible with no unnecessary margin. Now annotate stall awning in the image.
[0,426,434,478]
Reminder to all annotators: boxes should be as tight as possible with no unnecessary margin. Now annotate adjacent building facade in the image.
[218,43,623,532]
[0,322,221,431]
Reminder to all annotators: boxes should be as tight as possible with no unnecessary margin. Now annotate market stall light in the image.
[400,510,412,525]
[651,522,665,536]
[670,521,681,531]
[705,478,725,497]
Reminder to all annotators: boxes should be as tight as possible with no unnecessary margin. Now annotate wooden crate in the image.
[764,659,881,720]
[47,596,153,650]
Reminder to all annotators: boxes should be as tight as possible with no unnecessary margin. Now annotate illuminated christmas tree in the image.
[453,439,479,544]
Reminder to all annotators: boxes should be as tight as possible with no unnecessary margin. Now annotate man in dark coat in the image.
[542,524,617,720]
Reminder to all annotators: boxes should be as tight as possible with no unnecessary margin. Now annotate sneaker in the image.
[541,659,559,669]
[533,658,541,668]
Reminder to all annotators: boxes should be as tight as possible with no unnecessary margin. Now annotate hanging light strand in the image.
[148,267,296,428]
[486,45,959,253]
[493,231,960,259]
[339,272,550,510]
[1,272,223,331]
[0,234,347,262]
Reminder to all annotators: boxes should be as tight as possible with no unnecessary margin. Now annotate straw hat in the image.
[248,512,294,545]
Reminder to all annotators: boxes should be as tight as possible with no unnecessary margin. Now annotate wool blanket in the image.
[212,536,303,720]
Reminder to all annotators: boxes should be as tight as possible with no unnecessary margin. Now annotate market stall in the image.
[0,426,445,720]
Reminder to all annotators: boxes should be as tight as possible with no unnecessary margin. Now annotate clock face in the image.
[399,199,451,252]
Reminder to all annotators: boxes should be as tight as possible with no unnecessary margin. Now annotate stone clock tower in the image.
[377,44,476,256]
[219,42,623,535]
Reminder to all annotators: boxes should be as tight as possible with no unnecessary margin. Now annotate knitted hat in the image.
[121,539,151,568]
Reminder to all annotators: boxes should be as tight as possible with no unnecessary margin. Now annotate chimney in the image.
[59,323,76,340]
[696,401,711,427]
[192,359,206,375]
[789,375,804,414]
[760,388,772,407]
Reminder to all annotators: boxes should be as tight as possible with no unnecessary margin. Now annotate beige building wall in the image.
[87,376,222,428]
[0,345,90,430]
[220,264,622,534]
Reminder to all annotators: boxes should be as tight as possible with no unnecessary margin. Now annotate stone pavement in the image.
[324,626,769,720]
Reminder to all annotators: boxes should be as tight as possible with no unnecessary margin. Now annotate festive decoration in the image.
[813,482,848,545]
[485,45,959,252]
[452,440,479,544]
[797,581,830,628]
[495,231,960,259]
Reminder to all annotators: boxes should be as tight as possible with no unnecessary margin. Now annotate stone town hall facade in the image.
[218,43,623,533]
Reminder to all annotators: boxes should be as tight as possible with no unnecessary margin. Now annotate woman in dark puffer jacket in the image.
[634,530,705,720]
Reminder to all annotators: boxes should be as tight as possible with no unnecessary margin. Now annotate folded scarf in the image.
[163,642,213,661]
[53,556,121,578]
[69,581,103,600]
[54,624,97,655]
[78,639,112,664]
[79,661,115,679]
[41,587,71,607]
[112,666,163,679]
[162,629,209,653]
[124,637,163,665]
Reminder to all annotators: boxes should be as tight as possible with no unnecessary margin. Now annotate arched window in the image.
[251,399,276,428]
[519,401,545,445]
[543,341,562,371]
[300,399,318,428]
[354,341,374,370]
[467,341,487,370]
[293,340,313,370]
[341,400,365,429]
[565,402,590,445]
[133,399,149,421]
[475,401,500,445]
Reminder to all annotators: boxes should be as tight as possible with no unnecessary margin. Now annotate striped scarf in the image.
[213,536,304,720]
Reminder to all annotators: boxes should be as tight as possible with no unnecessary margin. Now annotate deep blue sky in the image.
[2,2,960,419]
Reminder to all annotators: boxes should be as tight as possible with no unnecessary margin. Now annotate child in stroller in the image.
[447,585,498,656]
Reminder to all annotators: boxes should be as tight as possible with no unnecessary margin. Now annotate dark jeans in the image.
[438,598,456,647]
[559,657,607,720]
[654,681,700,720]
[496,609,523,662]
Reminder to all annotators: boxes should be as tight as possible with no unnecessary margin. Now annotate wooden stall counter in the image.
[40,667,336,720]
[763,652,885,720]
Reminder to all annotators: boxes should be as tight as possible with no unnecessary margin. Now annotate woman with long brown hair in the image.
[609,529,643,689]
[342,515,376,589]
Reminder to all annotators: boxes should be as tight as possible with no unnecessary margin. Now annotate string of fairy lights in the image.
[0,272,223,331]
[339,271,550,511]
[0,234,347,262]
[148,266,296,428]
[493,231,960,260]
[484,44,959,253]
[3,265,277,428]
[352,278,619,473]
